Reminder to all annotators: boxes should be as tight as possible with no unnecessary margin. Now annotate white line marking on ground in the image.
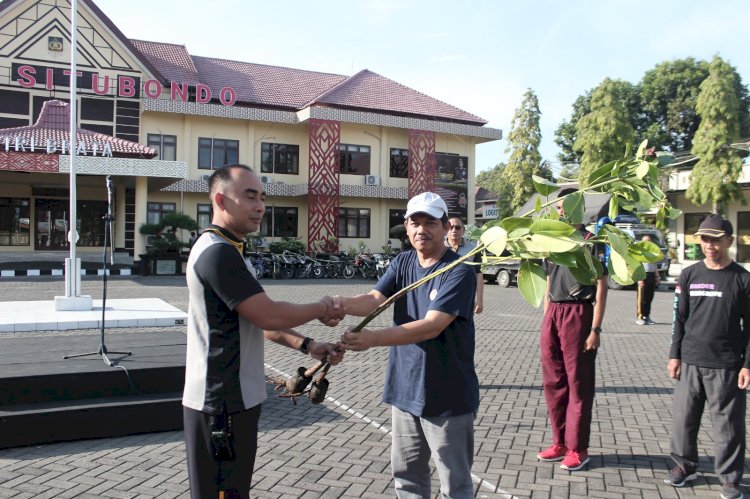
[265,363,516,498]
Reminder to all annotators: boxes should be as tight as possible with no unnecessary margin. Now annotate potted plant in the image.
[139,212,200,275]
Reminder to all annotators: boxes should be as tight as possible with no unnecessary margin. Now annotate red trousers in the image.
[541,302,596,452]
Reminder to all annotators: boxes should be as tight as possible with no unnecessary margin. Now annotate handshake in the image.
[317,295,346,327]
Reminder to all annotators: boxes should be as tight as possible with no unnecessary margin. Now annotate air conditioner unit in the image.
[259,175,274,184]
[365,175,380,186]
[201,174,211,182]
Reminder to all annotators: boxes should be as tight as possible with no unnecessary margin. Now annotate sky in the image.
[87,0,749,176]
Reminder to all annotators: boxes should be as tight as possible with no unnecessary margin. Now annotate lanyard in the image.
[202,225,244,256]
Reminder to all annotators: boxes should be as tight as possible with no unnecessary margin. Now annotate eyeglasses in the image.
[449,225,464,230]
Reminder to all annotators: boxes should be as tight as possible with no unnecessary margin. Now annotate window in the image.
[339,144,371,175]
[339,208,370,238]
[147,202,176,225]
[81,97,114,121]
[148,134,177,161]
[684,213,710,260]
[737,213,750,262]
[390,148,409,178]
[260,143,299,174]
[197,204,212,230]
[0,198,30,246]
[261,207,298,238]
[198,137,239,169]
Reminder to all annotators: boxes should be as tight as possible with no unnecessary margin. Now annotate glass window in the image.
[260,207,298,237]
[684,213,710,260]
[0,198,30,246]
[339,144,371,175]
[737,212,750,263]
[260,143,299,174]
[197,204,212,230]
[390,148,408,178]
[339,208,371,238]
[77,200,107,247]
[146,202,176,225]
[148,134,177,161]
[198,137,239,169]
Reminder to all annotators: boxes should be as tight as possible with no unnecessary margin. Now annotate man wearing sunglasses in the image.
[445,217,484,314]
[665,214,750,499]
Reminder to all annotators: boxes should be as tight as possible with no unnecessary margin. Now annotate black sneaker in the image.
[664,465,697,487]
[721,483,744,499]
[644,317,656,325]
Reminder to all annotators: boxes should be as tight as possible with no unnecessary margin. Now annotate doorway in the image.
[35,198,69,250]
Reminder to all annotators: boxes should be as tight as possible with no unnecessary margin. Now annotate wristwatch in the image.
[592,327,602,335]
[299,337,313,354]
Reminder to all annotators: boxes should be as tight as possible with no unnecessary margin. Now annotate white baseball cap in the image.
[404,192,448,220]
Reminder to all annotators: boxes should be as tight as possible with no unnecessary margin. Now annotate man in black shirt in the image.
[665,214,750,499]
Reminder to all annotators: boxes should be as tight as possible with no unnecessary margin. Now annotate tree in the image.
[640,58,709,153]
[573,78,636,184]
[502,89,543,214]
[554,92,591,166]
[686,56,744,213]
[476,162,514,219]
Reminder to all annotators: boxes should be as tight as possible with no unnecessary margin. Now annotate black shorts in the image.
[183,404,262,498]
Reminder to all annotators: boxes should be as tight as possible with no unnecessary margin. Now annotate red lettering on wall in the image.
[45,68,54,90]
[195,83,211,104]
[170,82,188,102]
[118,76,136,97]
[219,87,236,106]
[92,74,110,95]
[17,65,36,88]
[144,79,162,99]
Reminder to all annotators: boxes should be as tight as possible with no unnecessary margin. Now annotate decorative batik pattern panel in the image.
[408,130,435,197]
[308,107,502,140]
[308,119,340,251]
[0,152,57,172]
[59,156,187,178]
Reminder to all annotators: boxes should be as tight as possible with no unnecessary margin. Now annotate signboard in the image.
[435,154,469,220]
[155,259,177,275]
[483,205,499,219]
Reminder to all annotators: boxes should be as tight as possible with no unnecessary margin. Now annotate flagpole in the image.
[56,0,91,311]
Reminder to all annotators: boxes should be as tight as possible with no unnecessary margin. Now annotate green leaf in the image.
[531,175,559,196]
[547,251,578,268]
[668,207,683,219]
[562,191,585,225]
[629,240,664,263]
[635,139,648,159]
[524,234,579,253]
[501,217,532,233]
[568,250,597,284]
[608,196,619,220]
[609,248,630,282]
[518,260,547,308]
[479,226,508,256]
[507,227,531,239]
[529,219,576,237]
[535,195,542,212]
[636,160,650,179]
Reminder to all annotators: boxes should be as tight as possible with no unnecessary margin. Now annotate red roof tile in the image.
[310,70,487,125]
[131,42,488,124]
[130,39,200,85]
[0,100,157,158]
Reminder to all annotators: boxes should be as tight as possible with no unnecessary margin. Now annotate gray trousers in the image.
[670,362,746,484]
[391,406,475,499]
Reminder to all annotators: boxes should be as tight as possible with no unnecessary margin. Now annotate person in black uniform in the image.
[665,214,750,499]
[184,164,344,499]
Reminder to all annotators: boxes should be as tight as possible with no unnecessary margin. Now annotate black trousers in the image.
[184,404,262,499]
[637,272,657,319]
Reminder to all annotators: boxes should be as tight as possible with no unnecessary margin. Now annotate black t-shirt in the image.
[671,261,750,370]
[543,229,600,303]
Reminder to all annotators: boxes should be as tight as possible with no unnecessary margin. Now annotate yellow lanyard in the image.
[202,227,244,256]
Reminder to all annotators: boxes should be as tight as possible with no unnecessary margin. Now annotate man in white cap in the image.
[337,192,479,498]
[665,214,750,499]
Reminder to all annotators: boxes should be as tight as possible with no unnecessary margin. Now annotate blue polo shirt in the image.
[375,249,479,417]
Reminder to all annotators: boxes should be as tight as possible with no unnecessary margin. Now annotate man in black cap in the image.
[665,214,750,499]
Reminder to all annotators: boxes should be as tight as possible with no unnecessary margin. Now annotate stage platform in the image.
[0,298,187,332]
[0,329,187,448]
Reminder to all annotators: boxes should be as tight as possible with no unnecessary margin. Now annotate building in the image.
[0,0,502,266]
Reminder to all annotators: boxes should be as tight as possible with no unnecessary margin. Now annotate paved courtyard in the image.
[0,276,747,498]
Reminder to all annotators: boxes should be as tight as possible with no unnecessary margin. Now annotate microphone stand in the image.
[64,175,131,365]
